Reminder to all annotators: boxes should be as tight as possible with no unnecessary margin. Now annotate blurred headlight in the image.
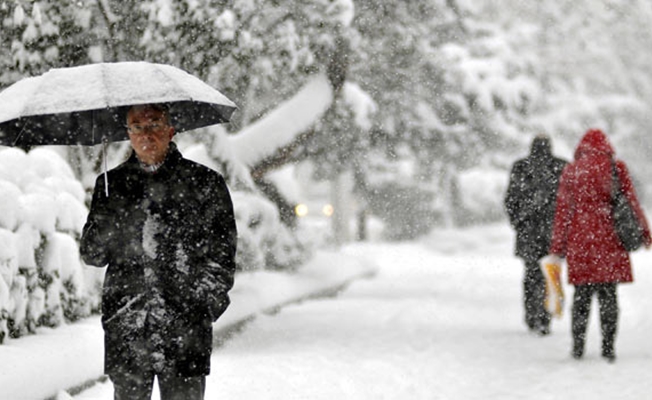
[295,203,309,217]
[322,204,334,217]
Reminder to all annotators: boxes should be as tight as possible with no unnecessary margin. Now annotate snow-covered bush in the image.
[0,148,102,343]
[181,141,311,272]
[232,191,309,271]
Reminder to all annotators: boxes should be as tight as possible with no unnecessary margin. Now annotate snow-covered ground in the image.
[191,223,652,400]
[0,250,375,400]
[5,222,652,399]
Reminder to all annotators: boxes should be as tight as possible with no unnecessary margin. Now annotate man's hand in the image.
[541,254,562,267]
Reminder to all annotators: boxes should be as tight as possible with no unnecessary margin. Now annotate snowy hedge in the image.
[0,148,103,344]
[0,143,312,344]
[232,191,309,271]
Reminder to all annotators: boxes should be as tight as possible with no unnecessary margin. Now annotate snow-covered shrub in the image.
[232,191,309,271]
[0,228,18,343]
[181,141,311,272]
[0,148,101,343]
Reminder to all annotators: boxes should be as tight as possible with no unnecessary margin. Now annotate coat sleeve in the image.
[549,164,573,256]
[616,160,652,246]
[504,163,524,228]
[80,176,113,268]
[197,173,238,321]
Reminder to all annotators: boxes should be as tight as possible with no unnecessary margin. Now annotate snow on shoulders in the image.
[181,142,221,171]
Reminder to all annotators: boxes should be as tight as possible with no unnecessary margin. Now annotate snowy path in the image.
[76,224,652,399]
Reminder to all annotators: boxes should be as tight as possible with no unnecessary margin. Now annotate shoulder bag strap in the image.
[610,158,621,200]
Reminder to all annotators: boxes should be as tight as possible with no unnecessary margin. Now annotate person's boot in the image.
[601,350,616,363]
[602,339,616,363]
[572,338,584,359]
[538,311,552,336]
[534,321,550,336]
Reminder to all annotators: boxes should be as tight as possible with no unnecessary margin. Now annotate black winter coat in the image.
[80,143,237,377]
[505,138,566,261]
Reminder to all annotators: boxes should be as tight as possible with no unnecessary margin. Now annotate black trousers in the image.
[571,283,618,356]
[111,370,206,400]
[523,259,551,331]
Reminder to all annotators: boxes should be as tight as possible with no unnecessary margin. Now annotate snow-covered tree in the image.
[351,0,652,231]
[3,0,652,243]
[1,0,346,271]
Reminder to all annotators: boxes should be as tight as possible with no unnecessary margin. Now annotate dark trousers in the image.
[111,370,206,400]
[571,283,618,356]
[523,260,551,331]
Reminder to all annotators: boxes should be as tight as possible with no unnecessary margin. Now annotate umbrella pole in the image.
[102,138,109,197]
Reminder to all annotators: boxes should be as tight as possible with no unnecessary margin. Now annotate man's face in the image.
[127,106,175,165]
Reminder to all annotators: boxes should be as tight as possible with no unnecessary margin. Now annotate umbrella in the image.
[0,61,237,147]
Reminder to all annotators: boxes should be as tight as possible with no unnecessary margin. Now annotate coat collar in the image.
[127,142,182,174]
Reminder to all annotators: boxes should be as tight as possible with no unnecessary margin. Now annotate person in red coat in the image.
[549,128,651,362]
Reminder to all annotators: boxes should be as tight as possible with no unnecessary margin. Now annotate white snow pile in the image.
[0,147,103,343]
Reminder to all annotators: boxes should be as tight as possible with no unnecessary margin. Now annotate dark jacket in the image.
[505,137,567,261]
[80,143,237,377]
[549,129,651,285]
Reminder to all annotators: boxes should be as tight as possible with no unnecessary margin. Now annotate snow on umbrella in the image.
[0,61,237,147]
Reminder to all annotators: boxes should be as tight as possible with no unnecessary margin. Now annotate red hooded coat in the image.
[549,129,652,285]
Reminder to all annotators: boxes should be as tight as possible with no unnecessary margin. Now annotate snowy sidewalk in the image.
[0,250,376,400]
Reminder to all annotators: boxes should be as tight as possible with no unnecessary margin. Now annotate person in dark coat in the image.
[80,104,237,399]
[505,134,567,335]
[549,128,651,362]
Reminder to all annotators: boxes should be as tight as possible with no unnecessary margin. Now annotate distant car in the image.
[294,202,334,218]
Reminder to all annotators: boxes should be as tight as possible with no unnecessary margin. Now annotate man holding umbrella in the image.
[80,103,237,399]
[0,61,238,398]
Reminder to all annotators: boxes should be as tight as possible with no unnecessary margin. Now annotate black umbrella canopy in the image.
[0,62,237,147]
